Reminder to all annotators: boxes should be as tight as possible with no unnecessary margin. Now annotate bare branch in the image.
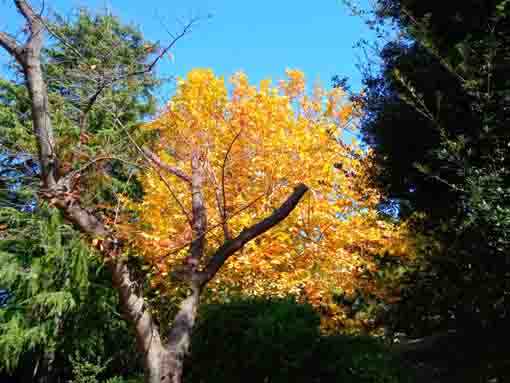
[66,155,144,177]
[221,129,242,226]
[198,183,308,285]
[108,17,198,84]
[142,147,192,184]
[79,84,106,133]
[145,18,197,73]
[112,116,193,227]
[35,12,197,135]
[36,15,84,59]
[14,0,39,23]
[204,160,231,240]
[14,0,45,55]
[153,191,268,264]
[0,32,23,58]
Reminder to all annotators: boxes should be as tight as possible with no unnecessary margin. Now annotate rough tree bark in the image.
[0,2,309,382]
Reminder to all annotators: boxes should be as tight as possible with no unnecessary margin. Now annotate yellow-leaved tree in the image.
[121,68,416,337]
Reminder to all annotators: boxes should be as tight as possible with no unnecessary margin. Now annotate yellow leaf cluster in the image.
[121,68,416,333]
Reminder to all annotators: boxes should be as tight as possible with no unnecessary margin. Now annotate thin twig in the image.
[221,129,243,224]
[112,116,193,227]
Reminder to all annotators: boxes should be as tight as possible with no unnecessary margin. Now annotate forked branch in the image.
[142,147,192,185]
[198,183,308,285]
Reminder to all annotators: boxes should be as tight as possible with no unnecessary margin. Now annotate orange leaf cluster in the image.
[121,69,416,333]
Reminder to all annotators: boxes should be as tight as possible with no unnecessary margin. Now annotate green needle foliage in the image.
[0,206,142,381]
[0,207,90,373]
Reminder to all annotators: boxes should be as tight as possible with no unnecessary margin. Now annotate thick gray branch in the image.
[189,150,207,267]
[14,0,44,55]
[0,32,23,58]
[14,0,39,22]
[53,195,161,355]
[198,183,308,285]
[0,1,55,188]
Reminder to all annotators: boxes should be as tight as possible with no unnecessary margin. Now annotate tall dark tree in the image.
[345,0,510,336]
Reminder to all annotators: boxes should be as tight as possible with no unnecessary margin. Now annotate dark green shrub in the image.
[184,297,413,383]
[313,335,412,383]
[185,297,319,383]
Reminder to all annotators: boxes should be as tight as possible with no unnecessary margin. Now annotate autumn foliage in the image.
[121,68,416,333]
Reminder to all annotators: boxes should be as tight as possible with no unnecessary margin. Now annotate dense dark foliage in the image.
[185,297,411,383]
[354,0,510,341]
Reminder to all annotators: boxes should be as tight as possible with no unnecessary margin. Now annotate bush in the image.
[185,297,412,383]
[314,335,411,383]
[185,297,319,383]
[69,352,139,383]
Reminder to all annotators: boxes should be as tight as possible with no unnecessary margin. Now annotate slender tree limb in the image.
[142,147,192,184]
[79,83,107,133]
[204,160,231,240]
[152,191,268,262]
[198,183,308,285]
[144,18,197,74]
[112,116,193,226]
[221,129,242,223]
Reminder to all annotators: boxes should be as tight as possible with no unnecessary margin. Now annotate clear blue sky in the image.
[1,0,375,96]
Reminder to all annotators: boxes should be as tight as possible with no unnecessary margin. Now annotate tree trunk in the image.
[143,287,201,383]
[23,57,57,189]
[36,350,57,383]
[143,334,173,383]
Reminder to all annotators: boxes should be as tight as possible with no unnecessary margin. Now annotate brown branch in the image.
[105,17,198,84]
[204,160,231,240]
[111,116,193,227]
[152,191,267,262]
[221,129,242,227]
[146,18,196,73]
[69,155,145,177]
[79,84,107,133]
[40,14,197,136]
[142,147,192,185]
[157,166,300,259]
[198,183,308,285]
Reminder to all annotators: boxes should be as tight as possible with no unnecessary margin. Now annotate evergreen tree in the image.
[347,0,510,335]
[0,8,160,382]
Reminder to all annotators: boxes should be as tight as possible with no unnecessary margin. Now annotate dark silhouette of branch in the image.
[198,183,308,285]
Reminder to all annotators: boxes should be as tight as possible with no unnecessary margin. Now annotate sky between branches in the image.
[1,0,376,101]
